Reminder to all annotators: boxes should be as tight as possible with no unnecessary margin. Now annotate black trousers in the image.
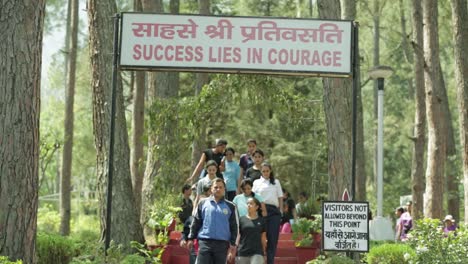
[197,239,229,264]
[265,204,281,264]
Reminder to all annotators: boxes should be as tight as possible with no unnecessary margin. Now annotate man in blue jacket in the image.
[187,177,238,263]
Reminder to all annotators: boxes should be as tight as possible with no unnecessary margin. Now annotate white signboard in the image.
[322,201,369,252]
[119,13,353,76]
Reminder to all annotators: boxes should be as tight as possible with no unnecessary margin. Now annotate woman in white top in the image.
[252,163,283,264]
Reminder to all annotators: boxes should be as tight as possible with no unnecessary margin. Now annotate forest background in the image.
[2,0,468,262]
[39,0,463,227]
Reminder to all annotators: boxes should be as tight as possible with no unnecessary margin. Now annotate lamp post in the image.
[368,65,394,241]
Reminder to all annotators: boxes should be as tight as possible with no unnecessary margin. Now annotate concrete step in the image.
[275,247,297,257]
[279,233,293,240]
[274,256,298,264]
[277,239,296,248]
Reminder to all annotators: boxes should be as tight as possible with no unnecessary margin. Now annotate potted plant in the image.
[147,205,181,245]
[292,215,322,264]
[297,198,320,219]
[144,204,182,263]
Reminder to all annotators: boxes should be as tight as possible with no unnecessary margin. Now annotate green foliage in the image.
[406,219,468,264]
[41,45,95,198]
[145,194,182,245]
[369,239,394,249]
[38,2,468,256]
[69,229,100,259]
[39,116,62,195]
[70,214,99,235]
[44,0,67,34]
[37,204,61,234]
[121,254,147,264]
[307,254,354,264]
[36,233,77,264]
[292,216,322,247]
[144,71,328,198]
[130,241,163,264]
[297,199,320,218]
[0,256,22,264]
[365,243,415,264]
[70,241,146,264]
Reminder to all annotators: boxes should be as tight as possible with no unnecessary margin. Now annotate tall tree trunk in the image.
[317,0,353,200]
[449,0,468,223]
[341,0,366,201]
[139,0,163,236]
[0,1,45,262]
[63,0,72,89]
[309,0,314,17]
[130,0,145,222]
[87,0,144,248]
[295,0,304,17]
[60,0,79,236]
[399,0,413,96]
[423,0,446,219]
[56,149,61,194]
[341,0,355,19]
[141,0,180,237]
[410,0,426,220]
[191,0,210,173]
[439,69,460,221]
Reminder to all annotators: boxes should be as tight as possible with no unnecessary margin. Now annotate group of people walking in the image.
[179,138,289,264]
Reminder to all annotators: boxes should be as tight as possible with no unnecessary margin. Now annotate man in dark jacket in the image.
[187,178,238,263]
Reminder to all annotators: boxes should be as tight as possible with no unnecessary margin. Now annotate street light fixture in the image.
[368,65,394,79]
[368,65,395,241]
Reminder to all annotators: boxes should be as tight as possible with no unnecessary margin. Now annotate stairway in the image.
[275,233,298,264]
[165,231,318,264]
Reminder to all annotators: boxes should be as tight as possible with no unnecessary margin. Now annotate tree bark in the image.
[139,0,163,236]
[341,0,355,20]
[317,0,353,200]
[410,0,426,221]
[341,0,366,202]
[87,0,144,248]
[438,69,460,221]
[449,0,468,223]
[60,0,79,236]
[191,0,210,173]
[141,0,180,237]
[423,0,446,219]
[399,0,414,96]
[0,1,45,262]
[130,0,145,222]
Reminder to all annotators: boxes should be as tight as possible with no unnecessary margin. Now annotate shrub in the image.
[406,218,468,264]
[365,243,415,264]
[70,229,100,257]
[297,199,320,218]
[71,214,99,235]
[0,256,23,264]
[307,254,354,264]
[36,233,77,264]
[146,195,181,245]
[37,205,61,234]
[292,216,322,247]
[121,254,147,264]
